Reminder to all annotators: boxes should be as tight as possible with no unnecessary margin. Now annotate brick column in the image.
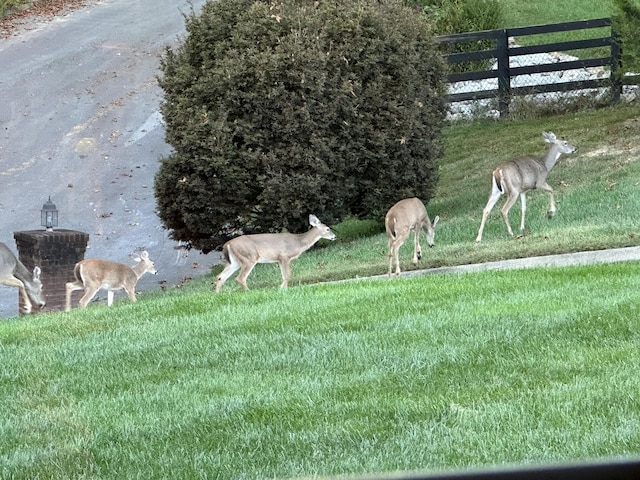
[14,230,90,313]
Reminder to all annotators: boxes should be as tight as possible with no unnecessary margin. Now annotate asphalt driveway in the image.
[0,0,215,317]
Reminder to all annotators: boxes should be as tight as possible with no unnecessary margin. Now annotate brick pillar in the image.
[14,230,90,313]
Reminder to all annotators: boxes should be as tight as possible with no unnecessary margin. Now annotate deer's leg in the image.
[412,227,422,265]
[278,259,292,288]
[18,284,33,314]
[387,235,394,277]
[65,281,84,312]
[20,287,33,314]
[540,182,556,218]
[124,287,137,303]
[476,190,502,243]
[391,230,410,276]
[78,287,100,308]
[519,192,527,232]
[3,277,32,313]
[386,234,401,277]
[107,290,115,306]
[500,193,520,237]
[235,262,256,291]
[215,257,241,293]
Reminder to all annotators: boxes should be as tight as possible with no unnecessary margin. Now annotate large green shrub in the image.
[155,0,447,252]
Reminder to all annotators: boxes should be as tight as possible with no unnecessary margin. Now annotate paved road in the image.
[0,0,214,317]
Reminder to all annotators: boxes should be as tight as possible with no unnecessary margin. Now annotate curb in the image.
[367,246,640,281]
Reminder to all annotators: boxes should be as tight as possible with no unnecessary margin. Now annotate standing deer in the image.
[475,131,576,243]
[0,242,46,314]
[215,214,337,292]
[65,251,157,311]
[385,197,440,277]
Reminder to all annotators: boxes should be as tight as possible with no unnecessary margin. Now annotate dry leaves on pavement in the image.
[1,0,88,39]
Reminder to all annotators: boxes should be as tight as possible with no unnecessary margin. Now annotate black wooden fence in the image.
[435,18,625,117]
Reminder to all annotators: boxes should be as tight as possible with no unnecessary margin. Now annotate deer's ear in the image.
[542,131,556,143]
[309,214,320,226]
[33,266,41,280]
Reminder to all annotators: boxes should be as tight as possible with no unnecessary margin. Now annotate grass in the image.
[2,2,640,478]
[2,103,640,478]
[497,0,615,27]
[200,103,640,292]
[2,262,640,478]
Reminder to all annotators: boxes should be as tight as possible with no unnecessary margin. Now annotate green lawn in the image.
[497,0,615,27]
[2,3,640,477]
[2,102,640,478]
[2,261,640,478]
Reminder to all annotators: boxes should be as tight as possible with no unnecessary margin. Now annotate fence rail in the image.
[434,18,627,118]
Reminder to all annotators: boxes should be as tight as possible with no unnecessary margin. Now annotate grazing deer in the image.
[65,251,157,311]
[0,242,46,314]
[215,214,337,292]
[475,131,576,243]
[385,197,440,277]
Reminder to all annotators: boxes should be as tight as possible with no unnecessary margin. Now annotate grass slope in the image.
[199,104,640,292]
[497,0,615,27]
[3,100,640,476]
[2,262,640,478]
[2,67,640,480]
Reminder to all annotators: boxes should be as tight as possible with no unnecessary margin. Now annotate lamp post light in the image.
[41,197,58,231]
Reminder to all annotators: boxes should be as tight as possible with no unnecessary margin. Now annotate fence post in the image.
[610,28,622,104]
[496,29,510,117]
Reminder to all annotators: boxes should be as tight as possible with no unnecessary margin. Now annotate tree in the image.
[155,0,448,252]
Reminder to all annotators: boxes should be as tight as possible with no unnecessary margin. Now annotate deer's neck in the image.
[298,227,322,248]
[12,260,31,285]
[542,145,563,171]
[131,261,147,279]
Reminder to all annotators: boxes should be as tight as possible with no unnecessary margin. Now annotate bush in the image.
[155,0,447,253]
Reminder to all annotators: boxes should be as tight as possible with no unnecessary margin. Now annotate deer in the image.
[215,214,337,292]
[0,242,46,314]
[385,197,440,277]
[65,251,157,311]
[475,131,576,243]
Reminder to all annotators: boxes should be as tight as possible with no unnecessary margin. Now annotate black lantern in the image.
[41,196,58,231]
